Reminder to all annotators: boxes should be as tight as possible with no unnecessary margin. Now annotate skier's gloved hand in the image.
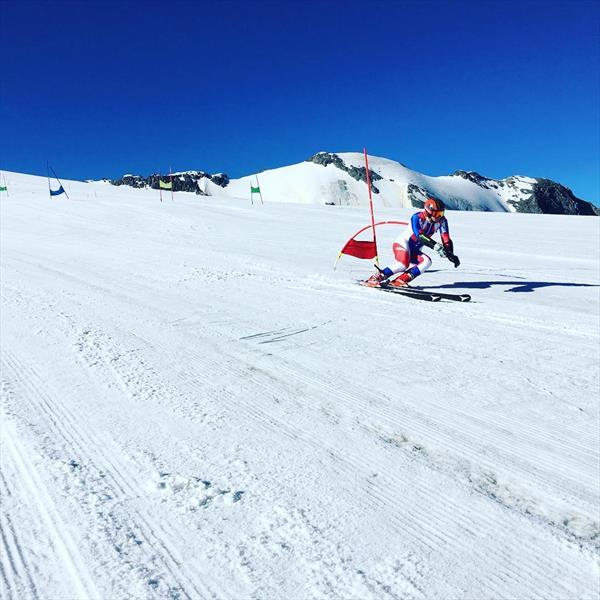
[449,254,460,268]
[434,242,447,258]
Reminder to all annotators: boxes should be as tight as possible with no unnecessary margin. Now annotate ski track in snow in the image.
[1,378,98,600]
[1,172,599,599]
[1,350,212,600]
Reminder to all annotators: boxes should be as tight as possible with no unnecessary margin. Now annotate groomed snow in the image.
[1,171,599,599]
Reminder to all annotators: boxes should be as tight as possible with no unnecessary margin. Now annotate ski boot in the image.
[364,266,393,287]
[364,272,385,287]
[389,271,415,287]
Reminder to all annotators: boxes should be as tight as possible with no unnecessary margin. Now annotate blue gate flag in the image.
[50,185,65,197]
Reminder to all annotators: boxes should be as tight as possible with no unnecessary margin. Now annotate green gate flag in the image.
[159,180,172,190]
[0,186,6,192]
[251,186,260,193]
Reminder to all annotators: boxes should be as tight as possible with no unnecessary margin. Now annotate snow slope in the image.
[1,171,599,599]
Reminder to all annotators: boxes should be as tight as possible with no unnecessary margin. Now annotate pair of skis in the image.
[360,281,471,302]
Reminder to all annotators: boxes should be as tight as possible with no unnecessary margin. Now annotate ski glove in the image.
[434,242,447,258]
[448,254,460,268]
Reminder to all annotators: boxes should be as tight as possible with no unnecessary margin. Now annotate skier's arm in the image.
[421,234,455,264]
[418,215,460,266]
[414,212,444,250]
[418,234,436,248]
[439,218,454,254]
[416,212,435,248]
[440,225,460,267]
[411,212,422,239]
[440,232,454,254]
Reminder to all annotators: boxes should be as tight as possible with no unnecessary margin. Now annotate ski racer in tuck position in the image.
[366,198,461,287]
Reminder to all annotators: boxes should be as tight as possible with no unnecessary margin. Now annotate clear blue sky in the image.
[1,0,599,201]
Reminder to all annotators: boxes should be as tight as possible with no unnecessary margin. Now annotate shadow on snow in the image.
[417,280,600,293]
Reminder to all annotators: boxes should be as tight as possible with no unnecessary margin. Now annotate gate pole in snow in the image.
[1,173,8,197]
[363,148,378,267]
[256,175,263,204]
[250,176,263,205]
[170,167,174,201]
[159,171,163,202]
[50,165,69,199]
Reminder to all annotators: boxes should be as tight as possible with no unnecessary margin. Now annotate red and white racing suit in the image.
[386,210,453,280]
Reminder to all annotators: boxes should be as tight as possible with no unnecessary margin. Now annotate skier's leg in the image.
[388,242,411,274]
[416,252,432,274]
[365,242,409,286]
[406,252,432,280]
[391,252,432,286]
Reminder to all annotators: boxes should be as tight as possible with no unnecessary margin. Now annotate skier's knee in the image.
[392,243,410,268]
[418,254,432,272]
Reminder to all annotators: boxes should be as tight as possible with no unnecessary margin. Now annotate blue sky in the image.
[1,0,599,201]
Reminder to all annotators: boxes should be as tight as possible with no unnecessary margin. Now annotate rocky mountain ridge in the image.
[112,171,229,195]
[110,153,597,215]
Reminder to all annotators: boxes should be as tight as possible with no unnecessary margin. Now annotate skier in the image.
[366,197,460,287]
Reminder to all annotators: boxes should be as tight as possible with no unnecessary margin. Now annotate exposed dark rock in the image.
[407,184,478,212]
[452,170,494,188]
[508,179,598,215]
[306,152,382,194]
[112,171,230,195]
[406,184,428,208]
[453,170,597,215]
[210,173,230,187]
[114,174,147,189]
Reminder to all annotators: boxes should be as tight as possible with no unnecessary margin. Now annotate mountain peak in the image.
[110,153,596,215]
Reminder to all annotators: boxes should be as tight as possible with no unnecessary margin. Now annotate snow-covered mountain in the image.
[113,152,598,215]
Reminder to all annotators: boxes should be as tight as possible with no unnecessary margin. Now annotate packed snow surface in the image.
[1,172,599,599]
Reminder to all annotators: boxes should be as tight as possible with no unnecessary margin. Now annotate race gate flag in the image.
[49,185,66,197]
[47,163,69,199]
[335,220,408,268]
[250,178,263,204]
[338,237,378,260]
[158,170,174,202]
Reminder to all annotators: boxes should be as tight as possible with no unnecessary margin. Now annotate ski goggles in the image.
[427,210,444,220]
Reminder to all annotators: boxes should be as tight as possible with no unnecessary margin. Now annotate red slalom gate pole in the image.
[363,147,379,267]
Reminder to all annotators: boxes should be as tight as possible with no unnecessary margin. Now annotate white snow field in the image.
[1,171,599,600]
